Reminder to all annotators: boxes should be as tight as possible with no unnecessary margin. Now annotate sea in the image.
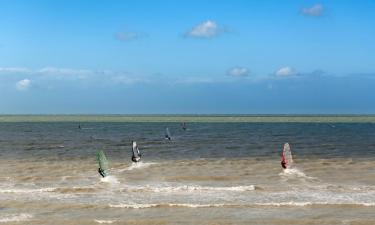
[0,119,374,224]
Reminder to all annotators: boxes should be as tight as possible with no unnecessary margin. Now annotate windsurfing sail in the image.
[165,127,171,140]
[282,143,293,168]
[181,122,187,130]
[97,150,109,177]
[131,141,141,162]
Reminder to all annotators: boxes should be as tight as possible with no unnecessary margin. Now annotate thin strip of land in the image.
[0,115,375,123]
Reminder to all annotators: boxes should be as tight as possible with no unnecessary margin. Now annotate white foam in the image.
[255,202,314,206]
[281,168,306,176]
[109,203,228,209]
[0,213,33,223]
[151,185,255,192]
[118,162,156,172]
[122,184,255,193]
[0,188,56,193]
[362,203,375,206]
[253,202,375,207]
[109,202,375,209]
[166,203,227,208]
[279,167,317,180]
[318,184,375,192]
[100,176,119,184]
[94,219,116,224]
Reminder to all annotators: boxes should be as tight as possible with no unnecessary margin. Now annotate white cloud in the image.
[227,67,249,77]
[111,75,151,85]
[0,67,32,73]
[186,20,225,38]
[116,31,146,42]
[38,67,92,79]
[275,67,297,77]
[0,66,92,78]
[302,4,324,17]
[16,79,31,91]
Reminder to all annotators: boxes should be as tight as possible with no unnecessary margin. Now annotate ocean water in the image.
[0,122,374,224]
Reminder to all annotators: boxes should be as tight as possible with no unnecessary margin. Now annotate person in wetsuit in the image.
[131,154,141,163]
[281,160,287,169]
[131,141,142,163]
[98,168,106,178]
[281,155,287,169]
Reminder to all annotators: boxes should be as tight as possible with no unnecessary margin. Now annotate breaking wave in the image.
[118,162,156,172]
[94,219,116,224]
[0,213,33,223]
[122,184,256,193]
[109,202,375,209]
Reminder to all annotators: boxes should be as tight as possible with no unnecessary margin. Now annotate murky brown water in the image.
[0,122,374,224]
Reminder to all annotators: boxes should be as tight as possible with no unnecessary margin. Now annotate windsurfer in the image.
[98,168,106,177]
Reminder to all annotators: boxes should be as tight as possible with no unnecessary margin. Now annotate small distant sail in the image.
[97,150,109,177]
[131,141,141,163]
[165,127,171,140]
[281,143,293,169]
[181,122,187,130]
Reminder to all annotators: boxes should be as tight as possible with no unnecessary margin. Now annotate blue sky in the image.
[0,0,375,114]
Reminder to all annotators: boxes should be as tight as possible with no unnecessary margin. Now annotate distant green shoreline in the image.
[1,115,375,123]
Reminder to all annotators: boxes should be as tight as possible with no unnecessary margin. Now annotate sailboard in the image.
[131,141,141,162]
[97,150,109,177]
[282,143,293,168]
[181,122,187,131]
[165,127,171,140]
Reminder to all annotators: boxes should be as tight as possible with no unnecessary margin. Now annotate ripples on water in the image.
[0,122,374,224]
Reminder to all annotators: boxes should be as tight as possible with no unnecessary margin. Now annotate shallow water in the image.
[0,122,374,224]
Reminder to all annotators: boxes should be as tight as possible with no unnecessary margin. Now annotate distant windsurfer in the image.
[181,122,187,131]
[131,141,142,163]
[97,150,109,178]
[165,127,171,140]
[78,124,81,129]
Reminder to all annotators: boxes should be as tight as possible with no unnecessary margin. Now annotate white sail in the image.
[165,127,171,140]
[282,143,293,168]
[131,141,141,162]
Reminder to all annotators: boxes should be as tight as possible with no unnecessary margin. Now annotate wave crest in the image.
[0,213,33,223]
[122,184,255,193]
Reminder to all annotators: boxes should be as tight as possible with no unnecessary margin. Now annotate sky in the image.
[0,0,375,114]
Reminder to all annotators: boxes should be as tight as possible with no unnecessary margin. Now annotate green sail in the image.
[97,150,109,172]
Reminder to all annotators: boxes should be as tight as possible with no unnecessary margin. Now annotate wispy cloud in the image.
[110,75,151,85]
[186,20,226,39]
[0,67,92,78]
[0,66,366,91]
[116,31,146,42]
[16,79,31,91]
[302,4,324,17]
[37,67,92,79]
[0,66,151,88]
[275,66,297,77]
[0,67,32,73]
[227,67,250,77]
